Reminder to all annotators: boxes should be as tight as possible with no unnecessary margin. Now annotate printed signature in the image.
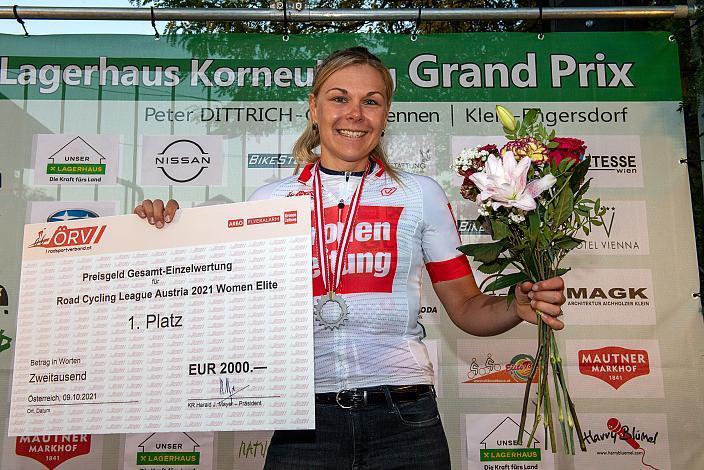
[218,378,249,406]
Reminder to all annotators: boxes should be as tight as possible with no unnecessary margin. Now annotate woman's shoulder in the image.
[247,175,302,201]
[394,171,446,196]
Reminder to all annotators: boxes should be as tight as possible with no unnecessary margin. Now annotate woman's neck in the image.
[318,155,370,173]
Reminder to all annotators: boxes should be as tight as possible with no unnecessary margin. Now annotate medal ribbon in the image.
[312,160,369,298]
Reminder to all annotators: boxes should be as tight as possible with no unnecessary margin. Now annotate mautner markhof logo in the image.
[28,224,106,253]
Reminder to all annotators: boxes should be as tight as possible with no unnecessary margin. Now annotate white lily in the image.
[468,152,556,211]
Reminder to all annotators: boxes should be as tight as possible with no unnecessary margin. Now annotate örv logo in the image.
[578,346,649,389]
[28,225,106,249]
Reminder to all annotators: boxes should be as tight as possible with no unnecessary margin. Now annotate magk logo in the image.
[579,346,650,389]
[312,205,403,294]
[28,224,106,250]
[16,435,91,470]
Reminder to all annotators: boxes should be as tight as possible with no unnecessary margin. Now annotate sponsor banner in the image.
[572,200,649,255]
[566,340,664,398]
[579,135,643,188]
[0,33,681,102]
[2,434,103,470]
[385,133,437,175]
[243,133,301,192]
[576,413,671,470]
[457,340,538,398]
[563,268,656,325]
[32,134,120,186]
[26,201,119,224]
[424,339,442,398]
[231,431,273,470]
[123,432,214,470]
[140,135,224,185]
[464,414,555,470]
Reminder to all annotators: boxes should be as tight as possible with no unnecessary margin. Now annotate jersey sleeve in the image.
[247,180,280,202]
[417,175,472,283]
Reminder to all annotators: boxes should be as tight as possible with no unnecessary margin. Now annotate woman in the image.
[135,47,565,470]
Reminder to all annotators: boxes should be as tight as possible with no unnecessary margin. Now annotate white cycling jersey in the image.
[249,159,472,393]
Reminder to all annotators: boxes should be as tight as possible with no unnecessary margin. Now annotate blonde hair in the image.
[292,46,398,180]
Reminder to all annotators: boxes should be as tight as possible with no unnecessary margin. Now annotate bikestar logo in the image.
[312,205,403,295]
[46,136,106,178]
[247,153,297,168]
[464,353,538,384]
[578,346,650,389]
[155,139,211,183]
[28,224,106,252]
[16,435,91,470]
[457,219,488,236]
[47,209,99,223]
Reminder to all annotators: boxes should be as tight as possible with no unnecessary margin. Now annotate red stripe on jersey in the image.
[426,255,472,283]
[297,163,315,183]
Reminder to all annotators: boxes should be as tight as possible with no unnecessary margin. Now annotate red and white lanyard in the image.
[311,161,369,299]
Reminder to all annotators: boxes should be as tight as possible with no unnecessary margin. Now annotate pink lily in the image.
[468,152,556,211]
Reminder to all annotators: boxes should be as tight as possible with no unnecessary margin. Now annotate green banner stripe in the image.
[46,164,106,174]
[136,452,200,465]
[0,32,680,102]
[479,448,542,461]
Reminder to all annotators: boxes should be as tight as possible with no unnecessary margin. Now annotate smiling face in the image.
[309,64,389,172]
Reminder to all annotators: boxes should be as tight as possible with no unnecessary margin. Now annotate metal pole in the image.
[0,6,696,23]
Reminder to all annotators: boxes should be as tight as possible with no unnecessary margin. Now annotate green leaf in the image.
[478,257,512,274]
[526,212,540,245]
[554,236,582,250]
[555,267,571,276]
[574,178,592,201]
[484,272,530,292]
[569,157,591,194]
[490,218,510,240]
[552,186,574,227]
[457,240,506,264]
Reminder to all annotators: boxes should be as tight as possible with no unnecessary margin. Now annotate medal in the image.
[314,292,349,330]
[311,161,369,330]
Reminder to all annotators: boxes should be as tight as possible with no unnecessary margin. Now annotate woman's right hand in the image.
[133,199,180,229]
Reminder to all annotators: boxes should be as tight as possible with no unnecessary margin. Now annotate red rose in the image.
[460,175,477,200]
[478,144,499,156]
[549,137,587,165]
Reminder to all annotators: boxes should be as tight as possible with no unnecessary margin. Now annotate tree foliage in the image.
[129,0,526,35]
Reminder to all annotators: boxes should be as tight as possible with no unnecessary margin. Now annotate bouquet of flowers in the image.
[453,106,607,454]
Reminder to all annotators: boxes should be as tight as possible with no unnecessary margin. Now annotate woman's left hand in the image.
[514,277,566,330]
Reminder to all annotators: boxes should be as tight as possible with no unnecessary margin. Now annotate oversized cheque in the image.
[9,197,314,435]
